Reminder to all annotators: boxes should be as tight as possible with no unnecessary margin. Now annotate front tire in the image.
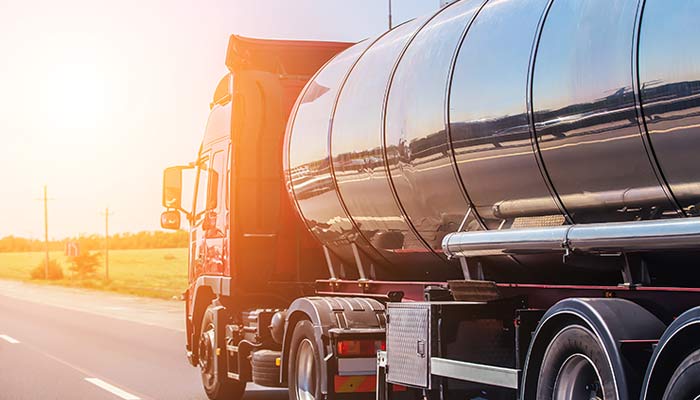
[199,304,245,400]
[662,348,700,400]
[287,320,322,400]
[536,325,617,400]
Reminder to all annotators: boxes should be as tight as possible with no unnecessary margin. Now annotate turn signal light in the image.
[336,339,385,358]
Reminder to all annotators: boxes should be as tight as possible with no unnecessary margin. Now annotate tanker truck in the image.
[160,1,700,399]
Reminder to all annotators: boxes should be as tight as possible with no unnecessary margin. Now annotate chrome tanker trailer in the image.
[162,0,700,399]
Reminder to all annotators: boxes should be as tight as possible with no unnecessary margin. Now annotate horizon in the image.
[0,228,185,241]
[0,0,439,240]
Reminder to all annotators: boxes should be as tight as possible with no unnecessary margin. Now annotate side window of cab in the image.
[203,149,226,238]
[206,151,222,211]
[193,153,210,225]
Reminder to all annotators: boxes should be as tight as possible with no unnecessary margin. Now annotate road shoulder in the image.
[0,278,184,331]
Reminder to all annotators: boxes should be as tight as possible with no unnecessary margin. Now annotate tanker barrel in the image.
[443,218,700,258]
[286,0,700,282]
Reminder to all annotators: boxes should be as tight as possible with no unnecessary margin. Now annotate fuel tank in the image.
[284,0,700,283]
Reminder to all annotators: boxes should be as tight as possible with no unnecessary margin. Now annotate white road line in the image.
[13,341,151,399]
[84,378,140,400]
[0,334,20,344]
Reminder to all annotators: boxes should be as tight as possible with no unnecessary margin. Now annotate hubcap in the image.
[295,339,317,400]
[199,323,216,388]
[553,354,604,400]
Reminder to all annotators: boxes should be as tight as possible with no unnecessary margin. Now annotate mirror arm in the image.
[182,208,195,223]
[166,206,193,224]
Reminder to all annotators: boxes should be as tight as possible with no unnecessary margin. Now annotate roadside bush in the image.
[69,251,101,278]
[30,259,64,280]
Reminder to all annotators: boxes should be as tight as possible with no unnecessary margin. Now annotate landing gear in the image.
[199,305,245,400]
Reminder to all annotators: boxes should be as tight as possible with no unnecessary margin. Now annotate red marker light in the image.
[336,340,385,357]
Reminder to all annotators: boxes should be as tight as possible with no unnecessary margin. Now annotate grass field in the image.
[0,248,188,299]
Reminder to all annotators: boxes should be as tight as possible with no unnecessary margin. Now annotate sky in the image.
[0,0,440,239]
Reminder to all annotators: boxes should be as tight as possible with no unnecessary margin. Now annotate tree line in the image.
[0,230,188,253]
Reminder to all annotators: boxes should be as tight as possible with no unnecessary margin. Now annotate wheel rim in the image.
[553,354,604,400]
[295,338,317,400]
[198,322,216,388]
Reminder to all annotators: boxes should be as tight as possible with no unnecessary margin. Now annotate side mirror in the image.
[161,210,181,230]
[163,167,183,209]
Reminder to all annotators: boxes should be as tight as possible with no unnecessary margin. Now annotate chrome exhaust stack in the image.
[442,218,700,259]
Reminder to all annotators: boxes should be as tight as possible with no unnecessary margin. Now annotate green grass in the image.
[0,248,188,299]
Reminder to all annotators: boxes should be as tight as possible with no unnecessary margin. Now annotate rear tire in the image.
[199,305,245,400]
[287,320,322,400]
[536,325,617,400]
[662,348,700,400]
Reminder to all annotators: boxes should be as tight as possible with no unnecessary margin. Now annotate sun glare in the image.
[46,62,107,133]
[37,60,113,164]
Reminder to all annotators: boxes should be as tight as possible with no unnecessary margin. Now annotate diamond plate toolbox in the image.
[386,302,432,388]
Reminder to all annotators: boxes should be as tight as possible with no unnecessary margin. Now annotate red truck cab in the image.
[161,35,357,399]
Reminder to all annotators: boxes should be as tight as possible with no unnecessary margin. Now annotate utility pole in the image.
[102,207,114,280]
[43,185,49,279]
[388,0,392,30]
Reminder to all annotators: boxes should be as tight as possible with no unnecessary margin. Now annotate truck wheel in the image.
[288,320,322,400]
[536,325,616,400]
[199,305,245,400]
[662,348,700,400]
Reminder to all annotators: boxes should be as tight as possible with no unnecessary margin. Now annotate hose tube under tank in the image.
[442,218,700,258]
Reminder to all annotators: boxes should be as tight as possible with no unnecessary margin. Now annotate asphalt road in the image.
[0,281,287,400]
